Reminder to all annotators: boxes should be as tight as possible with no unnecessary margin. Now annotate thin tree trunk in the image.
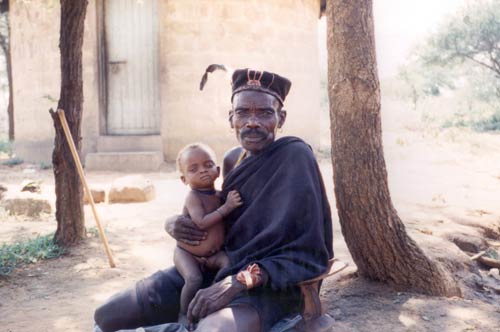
[326,0,460,296]
[0,1,12,140]
[51,0,88,247]
[6,19,13,141]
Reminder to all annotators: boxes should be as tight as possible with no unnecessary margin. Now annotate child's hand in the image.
[224,190,243,211]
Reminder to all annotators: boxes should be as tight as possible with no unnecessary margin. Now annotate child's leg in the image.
[204,250,230,271]
[173,247,204,316]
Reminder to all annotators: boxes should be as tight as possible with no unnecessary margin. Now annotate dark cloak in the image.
[217,136,334,290]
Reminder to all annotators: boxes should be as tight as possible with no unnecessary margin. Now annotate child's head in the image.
[176,143,220,190]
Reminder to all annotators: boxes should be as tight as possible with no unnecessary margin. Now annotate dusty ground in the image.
[1,100,500,332]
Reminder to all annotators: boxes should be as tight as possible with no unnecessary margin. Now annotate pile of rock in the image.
[0,175,156,219]
[0,180,51,217]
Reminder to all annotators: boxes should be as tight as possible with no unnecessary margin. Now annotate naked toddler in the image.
[174,143,242,329]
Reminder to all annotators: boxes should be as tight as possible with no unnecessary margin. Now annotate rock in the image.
[21,179,42,193]
[446,233,487,253]
[83,188,106,204]
[108,175,155,204]
[1,193,51,217]
[0,184,6,199]
[488,268,500,280]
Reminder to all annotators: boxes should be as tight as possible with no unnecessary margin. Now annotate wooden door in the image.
[105,0,160,135]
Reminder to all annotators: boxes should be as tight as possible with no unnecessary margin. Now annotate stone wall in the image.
[10,0,322,164]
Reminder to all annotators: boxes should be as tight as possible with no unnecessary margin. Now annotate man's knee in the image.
[94,304,113,332]
[194,306,260,332]
[94,287,142,332]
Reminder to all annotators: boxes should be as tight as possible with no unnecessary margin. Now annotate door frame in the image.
[96,0,161,136]
[96,0,108,136]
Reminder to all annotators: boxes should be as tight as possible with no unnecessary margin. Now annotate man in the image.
[94,68,333,332]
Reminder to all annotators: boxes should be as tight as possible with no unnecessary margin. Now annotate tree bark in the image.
[326,0,460,296]
[51,0,88,247]
[0,1,13,140]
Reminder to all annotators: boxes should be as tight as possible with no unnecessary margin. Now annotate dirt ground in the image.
[1,102,500,331]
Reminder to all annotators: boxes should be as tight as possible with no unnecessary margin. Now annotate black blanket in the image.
[218,136,333,290]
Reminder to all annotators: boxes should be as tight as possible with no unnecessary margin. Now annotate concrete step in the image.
[96,135,162,153]
[85,151,164,172]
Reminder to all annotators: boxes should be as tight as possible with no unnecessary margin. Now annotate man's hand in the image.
[164,215,207,246]
[187,275,246,324]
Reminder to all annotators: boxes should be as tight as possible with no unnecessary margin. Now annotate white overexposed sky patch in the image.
[318,0,467,78]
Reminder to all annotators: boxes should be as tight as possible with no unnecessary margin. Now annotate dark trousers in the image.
[94,267,301,332]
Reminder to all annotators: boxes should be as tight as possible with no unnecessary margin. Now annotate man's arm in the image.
[164,215,207,246]
[187,268,269,322]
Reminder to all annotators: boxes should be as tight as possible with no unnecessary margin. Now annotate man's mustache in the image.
[240,129,267,139]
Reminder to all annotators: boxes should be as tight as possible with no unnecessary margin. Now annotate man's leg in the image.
[94,267,184,332]
[194,305,261,332]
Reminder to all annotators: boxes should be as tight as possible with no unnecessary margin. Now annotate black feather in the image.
[199,64,227,90]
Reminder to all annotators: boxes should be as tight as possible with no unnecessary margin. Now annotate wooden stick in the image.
[478,256,500,269]
[470,251,486,261]
[57,109,116,268]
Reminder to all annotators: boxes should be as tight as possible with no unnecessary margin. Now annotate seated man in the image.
[94,68,334,332]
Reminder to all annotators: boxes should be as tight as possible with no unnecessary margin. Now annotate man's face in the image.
[229,90,286,155]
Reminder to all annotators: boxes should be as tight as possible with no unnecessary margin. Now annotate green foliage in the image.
[398,1,500,132]
[423,0,500,76]
[0,140,12,154]
[485,248,499,260]
[39,161,52,170]
[86,226,99,238]
[472,112,500,131]
[0,234,65,276]
[398,56,455,109]
[1,157,23,166]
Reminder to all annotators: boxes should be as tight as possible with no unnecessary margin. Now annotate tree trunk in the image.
[6,17,13,141]
[51,0,88,247]
[326,0,459,296]
[0,1,12,140]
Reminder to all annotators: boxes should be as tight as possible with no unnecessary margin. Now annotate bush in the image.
[1,157,23,166]
[472,112,500,132]
[0,140,12,155]
[0,234,65,276]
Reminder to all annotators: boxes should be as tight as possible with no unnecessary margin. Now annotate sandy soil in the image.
[1,109,500,331]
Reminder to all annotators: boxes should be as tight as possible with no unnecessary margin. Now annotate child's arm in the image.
[185,190,243,230]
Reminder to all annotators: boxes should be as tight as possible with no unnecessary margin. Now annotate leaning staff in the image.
[57,109,116,268]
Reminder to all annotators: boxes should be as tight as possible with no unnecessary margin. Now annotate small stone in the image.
[421,315,431,321]
[488,268,500,280]
[108,175,155,204]
[446,233,486,253]
[1,194,51,217]
[83,188,106,204]
[21,179,42,193]
[0,184,7,199]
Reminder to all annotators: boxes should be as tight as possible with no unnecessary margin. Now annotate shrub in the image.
[0,234,65,276]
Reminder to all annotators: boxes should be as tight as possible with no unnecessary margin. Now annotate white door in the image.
[105,0,160,135]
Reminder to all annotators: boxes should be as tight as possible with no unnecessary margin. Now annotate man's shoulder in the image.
[276,136,315,158]
[222,146,244,178]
